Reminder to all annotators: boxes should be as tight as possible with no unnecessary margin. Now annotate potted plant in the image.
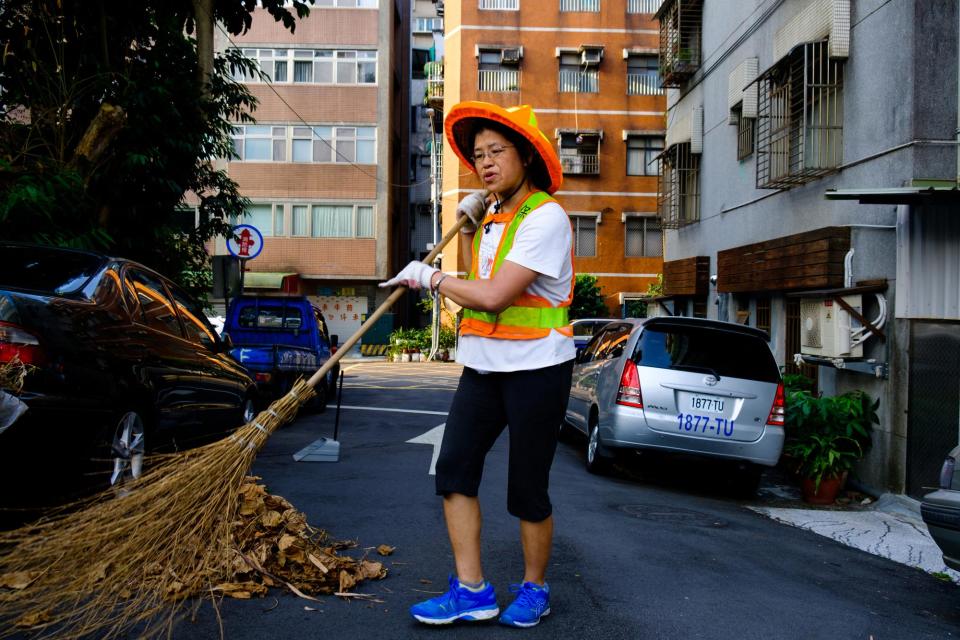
[785,431,862,504]
[784,387,879,504]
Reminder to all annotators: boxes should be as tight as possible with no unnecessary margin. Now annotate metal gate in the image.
[907,322,960,497]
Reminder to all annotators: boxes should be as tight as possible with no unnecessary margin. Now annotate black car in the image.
[0,243,256,509]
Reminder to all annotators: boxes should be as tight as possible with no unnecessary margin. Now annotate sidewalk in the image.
[751,479,959,583]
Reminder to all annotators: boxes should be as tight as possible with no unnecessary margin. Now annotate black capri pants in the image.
[435,359,574,522]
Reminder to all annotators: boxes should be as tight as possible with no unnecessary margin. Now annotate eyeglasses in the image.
[472,145,514,164]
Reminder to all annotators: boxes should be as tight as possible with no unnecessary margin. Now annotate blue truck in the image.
[222,296,339,409]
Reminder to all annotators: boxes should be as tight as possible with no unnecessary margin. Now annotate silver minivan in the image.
[564,317,785,492]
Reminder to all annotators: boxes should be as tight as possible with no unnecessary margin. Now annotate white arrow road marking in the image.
[406,423,445,476]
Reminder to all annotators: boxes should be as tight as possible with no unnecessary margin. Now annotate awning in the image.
[665,105,703,153]
[244,272,299,290]
[772,0,849,64]
[824,187,960,204]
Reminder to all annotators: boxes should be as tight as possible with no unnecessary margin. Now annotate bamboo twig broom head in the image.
[0,216,470,638]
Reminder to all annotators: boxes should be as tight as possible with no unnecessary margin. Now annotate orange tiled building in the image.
[434,0,666,315]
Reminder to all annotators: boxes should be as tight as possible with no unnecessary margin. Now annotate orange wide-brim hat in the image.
[444,101,563,195]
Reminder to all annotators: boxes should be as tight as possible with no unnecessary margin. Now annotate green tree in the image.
[0,0,311,299]
[571,274,610,319]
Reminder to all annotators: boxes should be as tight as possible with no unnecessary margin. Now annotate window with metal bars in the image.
[624,216,662,257]
[731,105,756,161]
[657,0,703,88]
[755,296,771,334]
[756,40,844,189]
[657,142,700,228]
[572,216,597,257]
[559,131,601,175]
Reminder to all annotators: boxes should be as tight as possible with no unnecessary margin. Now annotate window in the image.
[572,216,597,257]
[477,48,520,92]
[657,142,700,228]
[168,284,218,350]
[733,105,756,160]
[626,55,661,95]
[626,135,663,176]
[756,297,771,334]
[560,0,599,12]
[292,205,309,237]
[412,48,430,80]
[627,0,660,12]
[245,204,275,237]
[756,40,843,189]
[414,17,443,32]
[230,48,377,85]
[479,0,519,9]
[311,0,378,7]
[125,270,183,338]
[558,52,598,93]
[658,0,704,87]
[559,131,600,175]
[231,125,285,162]
[312,204,375,238]
[624,216,662,257]
[229,125,376,164]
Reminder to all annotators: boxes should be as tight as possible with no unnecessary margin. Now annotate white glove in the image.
[456,190,489,234]
[379,260,438,290]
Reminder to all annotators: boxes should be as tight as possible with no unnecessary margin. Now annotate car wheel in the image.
[110,411,146,488]
[586,417,613,475]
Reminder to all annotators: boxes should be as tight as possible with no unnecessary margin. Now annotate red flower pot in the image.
[801,474,843,505]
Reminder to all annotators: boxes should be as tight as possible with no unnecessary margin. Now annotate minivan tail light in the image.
[766,382,785,426]
[0,322,45,366]
[616,359,644,408]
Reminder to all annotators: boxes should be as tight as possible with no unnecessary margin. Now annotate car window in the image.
[603,324,632,360]
[579,325,619,363]
[91,268,131,323]
[633,324,780,383]
[313,308,330,342]
[238,304,304,330]
[573,321,598,338]
[0,245,106,295]
[125,269,184,338]
[167,284,219,350]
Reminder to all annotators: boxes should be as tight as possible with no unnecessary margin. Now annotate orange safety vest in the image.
[460,191,575,340]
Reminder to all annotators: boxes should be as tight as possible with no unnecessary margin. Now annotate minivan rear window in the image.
[0,246,105,295]
[633,324,780,383]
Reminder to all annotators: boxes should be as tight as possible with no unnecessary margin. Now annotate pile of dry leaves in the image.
[201,477,391,602]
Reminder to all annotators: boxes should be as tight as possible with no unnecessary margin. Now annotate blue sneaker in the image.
[499,581,550,628]
[409,575,499,625]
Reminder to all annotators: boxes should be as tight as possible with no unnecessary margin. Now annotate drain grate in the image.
[616,504,728,528]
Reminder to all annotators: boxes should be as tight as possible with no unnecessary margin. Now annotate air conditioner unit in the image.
[580,48,602,66]
[500,48,521,65]
[560,155,583,174]
[800,295,863,358]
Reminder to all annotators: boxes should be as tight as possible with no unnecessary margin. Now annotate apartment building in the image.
[656,0,960,495]
[218,1,407,343]
[436,0,667,315]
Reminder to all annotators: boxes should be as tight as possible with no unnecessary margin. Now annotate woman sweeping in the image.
[380,101,575,628]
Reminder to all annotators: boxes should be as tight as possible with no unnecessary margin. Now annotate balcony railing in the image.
[558,69,598,93]
[627,72,663,95]
[560,154,600,175]
[479,0,518,9]
[627,0,660,13]
[560,0,599,11]
[425,61,443,104]
[414,17,443,32]
[478,69,519,92]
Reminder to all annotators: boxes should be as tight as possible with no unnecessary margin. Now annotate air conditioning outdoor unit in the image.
[500,48,521,64]
[800,295,863,358]
[580,48,602,66]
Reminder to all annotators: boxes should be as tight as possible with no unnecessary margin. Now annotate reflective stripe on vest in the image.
[461,191,574,340]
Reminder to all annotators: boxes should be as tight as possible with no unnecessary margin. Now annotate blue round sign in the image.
[227,224,264,260]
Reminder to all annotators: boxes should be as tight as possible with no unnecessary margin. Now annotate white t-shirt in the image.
[455,198,576,373]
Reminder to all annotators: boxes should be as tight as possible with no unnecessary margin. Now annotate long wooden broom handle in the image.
[304,214,471,390]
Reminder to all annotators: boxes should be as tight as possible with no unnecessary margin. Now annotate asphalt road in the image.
[170,361,960,640]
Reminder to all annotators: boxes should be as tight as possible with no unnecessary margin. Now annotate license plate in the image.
[690,395,724,413]
[677,413,736,438]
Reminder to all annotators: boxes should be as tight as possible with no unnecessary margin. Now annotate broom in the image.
[0,215,471,639]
